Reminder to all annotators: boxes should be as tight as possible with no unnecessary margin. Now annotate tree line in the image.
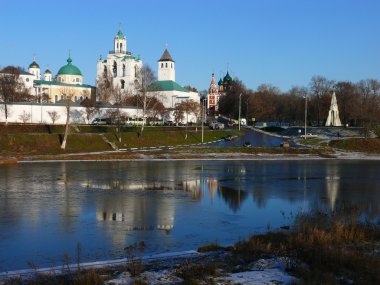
[219,76,380,129]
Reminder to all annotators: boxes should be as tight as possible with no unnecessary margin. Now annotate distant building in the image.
[96,26,143,94]
[206,71,233,115]
[1,56,95,103]
[218,71,233,94]
[148,48,199,109]
[0,66,35,95]
[32,55,95,103]
[206,73,220,115]
[325,91,342,126]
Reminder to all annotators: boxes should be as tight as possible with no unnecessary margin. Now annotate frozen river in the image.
[0,159,379,271]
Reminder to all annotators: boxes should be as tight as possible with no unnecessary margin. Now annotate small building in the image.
[148,49,200,109]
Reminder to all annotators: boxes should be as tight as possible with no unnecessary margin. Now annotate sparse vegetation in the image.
[330,138,380,153]
[197,243,225,253]
[233,205,380,284]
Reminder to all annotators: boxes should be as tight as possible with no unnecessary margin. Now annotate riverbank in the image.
[1,206,379,285]
[0,146,378,163]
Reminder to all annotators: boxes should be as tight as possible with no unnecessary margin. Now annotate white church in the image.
[147,48,200,109]
[96,26,143,92]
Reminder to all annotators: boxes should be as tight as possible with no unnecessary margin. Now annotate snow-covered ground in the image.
[105,257,297,285]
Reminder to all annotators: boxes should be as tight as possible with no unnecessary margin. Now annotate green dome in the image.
[44,69,52,74]
[57,56,82,76]
[29,61,40,68]
[218,78,223,85]
[117,29,125,39]
[223,71,232,82]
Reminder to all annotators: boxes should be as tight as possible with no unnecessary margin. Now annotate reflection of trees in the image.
[217,185,248,213]
[251,186,268,209]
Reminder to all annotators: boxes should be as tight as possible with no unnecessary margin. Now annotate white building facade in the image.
[96,27,143,93]
[148,49,199,109]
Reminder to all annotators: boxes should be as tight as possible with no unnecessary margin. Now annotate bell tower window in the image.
[113,61,117,77]
[122,64,125,77]
[121,79,125,89]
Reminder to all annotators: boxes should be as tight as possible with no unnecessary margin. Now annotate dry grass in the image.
[330,138,380,153]
[175,263,217,284]
[233,205,380,284]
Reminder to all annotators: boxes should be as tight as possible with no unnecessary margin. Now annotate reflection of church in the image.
[95,179,203,235]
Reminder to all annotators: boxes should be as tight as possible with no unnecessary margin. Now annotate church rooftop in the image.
[149,80,189,92]
[158,49,175,62]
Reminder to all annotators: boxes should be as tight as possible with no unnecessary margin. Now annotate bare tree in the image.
[146,98,165,124]
[18,110,31,123]
[0,66,23,125]
[309,76,334,126]
[134,65,159,136]
[60,88,75,150]
[174,100,200,139]
[96,73,115,104]
[356,79,380,135]
[47,110,60,124]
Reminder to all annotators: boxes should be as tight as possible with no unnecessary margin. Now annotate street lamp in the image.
[201,98,206,143]
[304,93,308,140]
[238,93,242,131]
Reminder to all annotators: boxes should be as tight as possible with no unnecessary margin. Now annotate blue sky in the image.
[1,0,379,92]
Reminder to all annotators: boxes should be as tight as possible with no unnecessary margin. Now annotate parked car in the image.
[280,141,290,148]
[91,118,110,125]
[209,121,225,130]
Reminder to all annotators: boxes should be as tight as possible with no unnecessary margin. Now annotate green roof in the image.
[29,61,40,68]
[34,79,94,88]
[223,71,232,82]
[44,69,52,74]
[117,29,125,39]
[149,80,189,92]
[57,56,82,76]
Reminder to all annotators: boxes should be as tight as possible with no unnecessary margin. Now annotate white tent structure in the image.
[325,91,342,126]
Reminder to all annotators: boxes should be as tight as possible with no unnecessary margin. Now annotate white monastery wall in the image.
[0,103,141,125]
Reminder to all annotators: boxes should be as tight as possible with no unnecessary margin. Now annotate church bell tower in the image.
[114,24,127,54]
[158,48,175,81]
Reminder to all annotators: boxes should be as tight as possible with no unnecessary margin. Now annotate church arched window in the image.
[113,61,117,77]
[134,65,138,78]
[121,79,125,89]
[161,63,163,68]
[55,95,58,102]
[165,63,168,68]
[120,43,123,52]
[122,64,126,77]
[103,66,107,78]
[171,63,173,68]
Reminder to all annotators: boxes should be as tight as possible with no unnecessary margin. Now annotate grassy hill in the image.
[0,123,242,156]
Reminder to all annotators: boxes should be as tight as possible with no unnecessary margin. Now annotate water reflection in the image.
[0,160,380,271]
